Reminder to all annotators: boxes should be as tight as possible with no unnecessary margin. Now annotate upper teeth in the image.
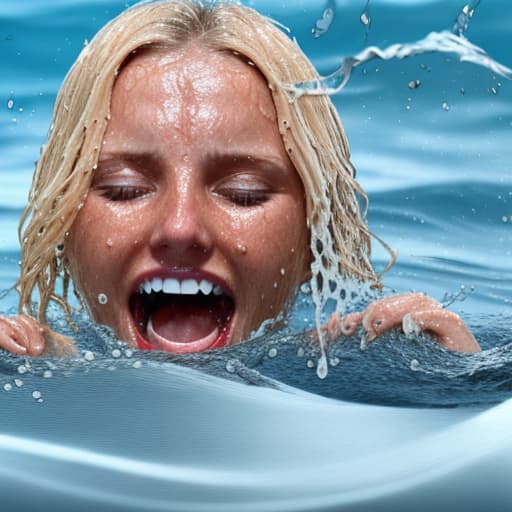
[139,277,223,296]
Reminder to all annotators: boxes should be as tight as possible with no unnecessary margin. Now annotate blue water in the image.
[1,0,512,510]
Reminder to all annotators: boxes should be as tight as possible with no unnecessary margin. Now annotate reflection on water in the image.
[1,0,512,510]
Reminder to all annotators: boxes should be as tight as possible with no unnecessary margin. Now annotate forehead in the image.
[113,45,275,117]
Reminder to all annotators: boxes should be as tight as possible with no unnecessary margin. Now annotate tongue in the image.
[147,300,219,345]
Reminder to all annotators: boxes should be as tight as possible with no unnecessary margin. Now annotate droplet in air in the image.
[280,268,286,276]
[312,7,334,38]
[489,87,498,95]
[360,12,370,26]
[442,102,450,111]
[408,79,421,89]
[316,353,328,379]
[7,98,14,110]
[98,293,108,305]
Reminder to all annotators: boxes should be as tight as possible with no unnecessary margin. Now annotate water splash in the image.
[286,30,512,98]
[360,0,371,41]
[453,0,481,37]
[311,0,335,38]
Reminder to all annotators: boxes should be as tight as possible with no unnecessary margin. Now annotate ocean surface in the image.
[1,0,512,510]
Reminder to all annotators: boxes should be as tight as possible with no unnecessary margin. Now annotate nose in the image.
[149,178,213,264]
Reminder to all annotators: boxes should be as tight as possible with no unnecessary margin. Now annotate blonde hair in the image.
[18,0,385,328]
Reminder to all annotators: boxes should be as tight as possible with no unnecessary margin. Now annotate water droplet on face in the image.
[280,268,286,276]
[106,238,113,247]
[237,243,247,254]
[98,293,108,305]
[273,282,278,289]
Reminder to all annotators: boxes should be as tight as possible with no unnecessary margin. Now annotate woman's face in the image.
[66,45,309,353]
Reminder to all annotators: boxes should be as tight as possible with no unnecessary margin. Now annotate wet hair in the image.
[17,0,389,327]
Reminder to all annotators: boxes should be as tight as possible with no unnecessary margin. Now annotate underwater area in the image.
[1,0,512,510]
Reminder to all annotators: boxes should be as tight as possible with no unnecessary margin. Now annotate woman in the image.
[0,0,480,356]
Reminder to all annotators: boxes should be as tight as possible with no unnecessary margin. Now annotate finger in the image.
[362,293,442,341]
[339,312,363,336]
[0,318,28,355]
[16,315,45,356]
[403,310,481,353]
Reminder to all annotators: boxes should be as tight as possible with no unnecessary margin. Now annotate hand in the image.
[324,293,481,353]
[0,315,76,357]
[0,314,45,356]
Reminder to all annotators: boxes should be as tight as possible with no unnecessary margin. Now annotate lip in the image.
[129,267,234,354]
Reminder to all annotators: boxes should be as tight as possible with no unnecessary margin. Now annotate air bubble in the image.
[98,293,108,305]
[132,360,142,369]
[3,383,12,392]
[17,365,27,374]
[111,349,121,358]
[43,370,53,378]
[125,349,133,358]
[306,359,315,368]
[268,347,278,358]
[442,102,450,111]
[32,390,42,400]
[408,79,421,89]
[501,215,508,223]
[225,360,237,373]
[410,359,420,371]
[297,347,305,357]
[329,357,340,367]
[83,351,95,362]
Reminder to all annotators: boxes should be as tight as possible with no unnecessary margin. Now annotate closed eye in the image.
[94,185,152,202]
[216,187,270,207]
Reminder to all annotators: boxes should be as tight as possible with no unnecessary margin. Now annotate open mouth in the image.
[129,276,234,354]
